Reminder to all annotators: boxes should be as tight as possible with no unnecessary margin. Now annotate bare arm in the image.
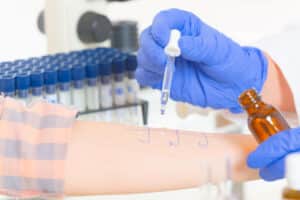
[261,54,296,113]
[64,121,258,196]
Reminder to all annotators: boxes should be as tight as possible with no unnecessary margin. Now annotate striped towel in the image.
[0,96,77,199]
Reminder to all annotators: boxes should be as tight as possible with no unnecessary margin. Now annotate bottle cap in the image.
[99,59,112,76]
[41,55,55,63]
[27,57,40,65]
[58,67,72,83]
[44,69,58,85]
[112,55,127,74]
[13,59,26,66]
[126,54,137,71]
[9,70,20,77]
[1,62,13,68]
[86,63,98,78]
[54,53,68,61]
[16,73,30,90]
[30,70,44,87]
[2,75,16,93]
[164,29,181,57]
[286,153,300,190]
[72,66,86,81]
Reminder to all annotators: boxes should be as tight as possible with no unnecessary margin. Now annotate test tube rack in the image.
[0,47,148,125]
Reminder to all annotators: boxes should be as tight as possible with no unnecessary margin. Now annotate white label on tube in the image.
[127,79,140,104]
[114,81,126,106]
[72,88,86,112]
[31,96,43,103]
[100,84,113,109]
[59,91,72,106]
[87,85,100,110]
[46,93,58,104]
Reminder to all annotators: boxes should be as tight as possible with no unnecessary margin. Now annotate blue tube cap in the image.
[58,67,72,83]
[112,55,127,74]
[126,54,137,71]
[30,70,44,87]
[1,62,13,68]
[86,63,98,78]
[72,66,86,81]
[2,75,16,93]
[44,69,58,85]
[16,73,30,90]
[99,59,112,76]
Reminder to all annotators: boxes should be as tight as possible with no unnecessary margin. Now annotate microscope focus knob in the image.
[77,11,112,44]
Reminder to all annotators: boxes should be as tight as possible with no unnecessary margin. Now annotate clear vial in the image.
[126,55,140,125]
[58,67,72,106]
[2,75,16,97]
[30,70,44,102]
[112,55,127,106]
[99,59,113,109]
[86,62,100,110]
[71,65,86,112]
[43,69,58,103]
[126,54,139,104]
[16,73,31,104]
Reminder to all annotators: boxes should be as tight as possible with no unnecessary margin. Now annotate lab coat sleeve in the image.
[255,28,300,117]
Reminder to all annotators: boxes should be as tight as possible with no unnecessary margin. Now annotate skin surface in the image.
[65,122,258,196]
[261,54,296,113]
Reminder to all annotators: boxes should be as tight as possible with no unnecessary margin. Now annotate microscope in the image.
[44,0,136,54]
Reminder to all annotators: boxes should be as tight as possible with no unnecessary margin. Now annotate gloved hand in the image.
[136,9,268,113]
[248,128,300,181]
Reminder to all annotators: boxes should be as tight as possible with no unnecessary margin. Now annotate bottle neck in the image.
[242,98,266,115]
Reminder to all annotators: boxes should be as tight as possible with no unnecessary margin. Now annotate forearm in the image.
[65,121,258,196]
[261,53,296,112]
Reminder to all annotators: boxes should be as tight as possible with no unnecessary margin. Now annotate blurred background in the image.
[1,0,300,61]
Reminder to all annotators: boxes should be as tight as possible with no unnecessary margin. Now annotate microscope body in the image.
[45,0,111,53]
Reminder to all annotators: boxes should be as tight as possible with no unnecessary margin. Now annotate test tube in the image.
[30,70,44,101]
[112,55,127,106]
[125,55,140,125]
[44,69,58,103]
[99,59,113,109]
[16,73,31,103]
[2,75,16,97]
[58,67,72,106]
[86,62,100,110]
[0,73,4,93]
[126,55,139,104]
[71,65,86,112]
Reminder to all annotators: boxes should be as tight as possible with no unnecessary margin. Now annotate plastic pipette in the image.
[161,29,181,115]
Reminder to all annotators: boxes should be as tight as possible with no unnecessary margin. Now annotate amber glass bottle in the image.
[239,89,290,143]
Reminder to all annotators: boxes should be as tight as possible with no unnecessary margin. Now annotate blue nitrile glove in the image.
[248,128,300,181]
[136,9,268,113]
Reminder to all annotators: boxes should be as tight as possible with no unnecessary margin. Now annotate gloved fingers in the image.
[151,9,201,47]
[259,157,285,181]
[229,106,243,114]
[139,27,166,74]
[247,128,300,169]
[179,32,231,66]
[170,62,206,107]
[138,48,165,76]
[135,67,162,88]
